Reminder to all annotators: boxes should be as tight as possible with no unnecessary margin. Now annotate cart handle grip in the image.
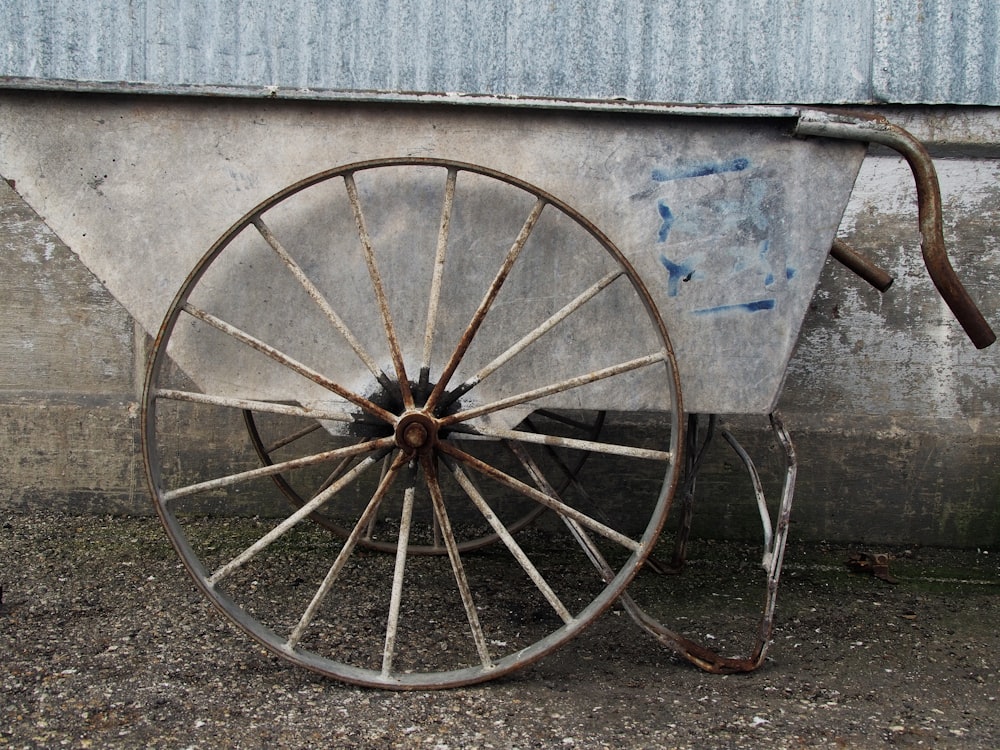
[796,112,996,349]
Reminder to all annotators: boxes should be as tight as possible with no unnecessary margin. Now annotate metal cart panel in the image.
[0,93,866,414]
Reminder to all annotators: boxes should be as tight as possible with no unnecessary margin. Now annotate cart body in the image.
[0,94,865,415]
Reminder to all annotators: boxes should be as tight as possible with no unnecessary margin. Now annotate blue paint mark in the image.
[786,267,797,280]
[652,157,750,183]
[732,240,769,275]
[759,241,774,285]
[692,299,776,316]
[657,201,674,242]
[659,255,698,297]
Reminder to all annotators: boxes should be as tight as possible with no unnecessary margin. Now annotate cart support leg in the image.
[622,411,796,674]
[669,414,717,571]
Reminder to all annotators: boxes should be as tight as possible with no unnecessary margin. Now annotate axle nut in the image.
[402,422,429,449]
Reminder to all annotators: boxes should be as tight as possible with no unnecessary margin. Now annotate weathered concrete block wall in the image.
[0,104,997,547]
[0,180,143,512]
[775,108,1000,547]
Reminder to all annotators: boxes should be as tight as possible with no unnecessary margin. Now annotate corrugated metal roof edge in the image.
[3,76,997,155]
[4,75,996,108]
[0,75,812,116]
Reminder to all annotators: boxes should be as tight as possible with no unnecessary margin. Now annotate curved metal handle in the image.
[796,111,996,349]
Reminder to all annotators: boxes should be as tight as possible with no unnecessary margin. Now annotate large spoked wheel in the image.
[142,158,683,689]
[242,406,606,555]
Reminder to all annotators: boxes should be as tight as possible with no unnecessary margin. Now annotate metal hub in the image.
[394,411,438,454]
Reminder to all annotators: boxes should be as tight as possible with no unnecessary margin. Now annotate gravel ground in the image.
[1,511,998,749]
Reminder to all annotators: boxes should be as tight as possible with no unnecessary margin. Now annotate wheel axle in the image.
[395,411,438,453]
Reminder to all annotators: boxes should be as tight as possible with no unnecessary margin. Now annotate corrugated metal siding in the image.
[0,0,997,105]
[873,0,1000,104]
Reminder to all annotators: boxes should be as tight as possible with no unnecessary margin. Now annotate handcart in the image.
[0,92,993,689]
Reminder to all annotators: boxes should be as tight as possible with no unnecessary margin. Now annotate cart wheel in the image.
[142,158,683,689]
[241,407,606,554]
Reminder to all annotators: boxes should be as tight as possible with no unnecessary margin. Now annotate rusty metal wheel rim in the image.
[142,157,684,689]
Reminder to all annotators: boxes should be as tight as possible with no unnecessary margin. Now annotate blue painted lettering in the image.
[657,201,674,243]
[692,299,776,316]
[652,157,750,183]
[659,255,698,297]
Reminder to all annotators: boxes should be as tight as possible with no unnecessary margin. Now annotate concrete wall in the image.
[0,101,997,547]
[777,108,1000,547]
[0,178,142,513]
